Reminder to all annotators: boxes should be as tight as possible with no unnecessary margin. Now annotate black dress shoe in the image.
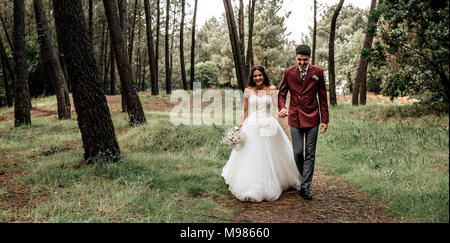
[300,189,313,200]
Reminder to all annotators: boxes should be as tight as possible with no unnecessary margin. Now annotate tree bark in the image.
[141,49,147,91]
[238,0,246,73]
[109,39,116,95]
[354,0,380,106]
[33,0,71,120]
[237,0,249,81]
[52,0,120,163]
[155,0,160,92]
[246,0,256,68]
[56,30,70,93]
[1,49,12,107]
[128,0,138,65]
[165,0,171,94]
[169,2,177,87]
[312,0,317,65]
[117,0,128,112]
[104,30,110,93]
[13,0,31,126]
[190,0,198,90]
[223,0,246,91]
[99,18,106,87]
[144,0,158,95]
[88,0,93,42]
[328,0,345,106]
[136,40,141,90]
[103,0,146,126]
[0,33,14,107]
[136,19,142,91]
[179,0,187,90]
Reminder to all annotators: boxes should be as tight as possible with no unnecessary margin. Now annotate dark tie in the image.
[300,69,306,81]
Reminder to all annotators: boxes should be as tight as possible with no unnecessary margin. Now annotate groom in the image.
[278,44,329,200]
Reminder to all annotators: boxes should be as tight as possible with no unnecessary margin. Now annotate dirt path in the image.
[224,117,396,223]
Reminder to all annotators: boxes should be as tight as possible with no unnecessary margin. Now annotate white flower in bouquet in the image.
[222,126,247,150]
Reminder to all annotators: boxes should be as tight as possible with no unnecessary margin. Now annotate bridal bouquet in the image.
[222,126,247,150]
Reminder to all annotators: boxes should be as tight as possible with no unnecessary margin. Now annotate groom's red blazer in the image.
[278,64,329,129]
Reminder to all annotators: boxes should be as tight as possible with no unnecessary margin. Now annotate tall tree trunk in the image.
[238,0,247,75]
[169,2,177,87]
[237,0,249,80]
[110,40,116,95]
[103,0,146,126]
[223,0,246,91]
[354,0,380,106]
[33,0,71,120]
[155,0,160,93]
[56,31,70,93]
[136,20,142,90]
[1,51,12,107]
[328,0,344,107]
[312,0,317,65]
[190,0,198,91]
[136,43,141,91]
[117,0,128,112]
[104,29,111,93]
[117,0,128,50]
[128,0,138,64]
[99,18,106,86]
[88,0,93,42]
[0,33,14,106]
[179,0,187,90]
[141,50,147,91]
[165,0,171,94]
[144,0,158,95]
[13,0,31,126]
[52,0,120,163]
[246,0,255,68]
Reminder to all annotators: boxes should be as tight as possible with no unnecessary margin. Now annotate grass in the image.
[0,91,448,222]
[0,97,234,222]
[317,100,449,223]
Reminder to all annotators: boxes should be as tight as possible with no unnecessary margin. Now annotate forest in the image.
[0,0,448,224]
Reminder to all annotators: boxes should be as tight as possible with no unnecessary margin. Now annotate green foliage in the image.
[252,0,292,86]
[314,4,378,94]
[373,0,449,103]
[193,61,220,88]
[195,0,293,88]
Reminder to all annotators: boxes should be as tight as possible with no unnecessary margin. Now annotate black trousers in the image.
[290,126,319,190]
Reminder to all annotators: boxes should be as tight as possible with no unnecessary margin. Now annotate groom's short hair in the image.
[296,44,311,56]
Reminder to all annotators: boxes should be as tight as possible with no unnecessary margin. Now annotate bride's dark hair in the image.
[247,65,271,88]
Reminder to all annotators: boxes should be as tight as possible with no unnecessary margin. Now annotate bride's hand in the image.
[279,109,288,118]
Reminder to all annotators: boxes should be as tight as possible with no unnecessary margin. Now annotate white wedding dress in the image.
[222,89,300,202]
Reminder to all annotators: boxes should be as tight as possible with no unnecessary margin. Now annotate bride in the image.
[222,65,300,203]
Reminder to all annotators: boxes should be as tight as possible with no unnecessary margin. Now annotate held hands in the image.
[278,109,288,118]
[278,108,327,134]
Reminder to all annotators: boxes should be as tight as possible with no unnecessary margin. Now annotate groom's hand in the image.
[279,109,288,118]
[320,123,328,134]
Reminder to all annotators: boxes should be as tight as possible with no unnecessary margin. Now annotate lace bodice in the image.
[244,88,279,120]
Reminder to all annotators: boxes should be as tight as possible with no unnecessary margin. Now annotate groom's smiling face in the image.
[297,54,310,70]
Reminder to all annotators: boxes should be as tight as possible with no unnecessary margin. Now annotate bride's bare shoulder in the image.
[269,85,277,90]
